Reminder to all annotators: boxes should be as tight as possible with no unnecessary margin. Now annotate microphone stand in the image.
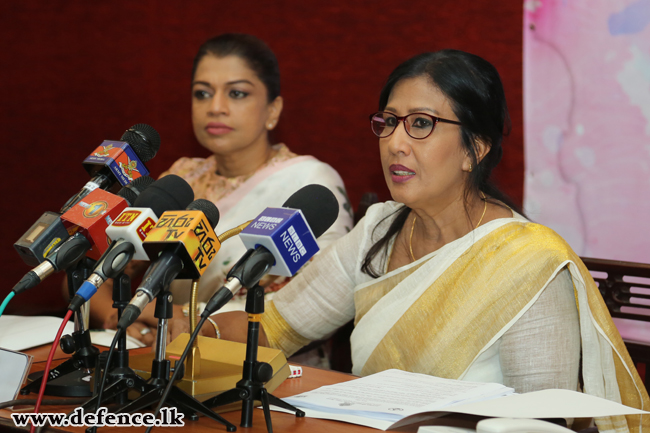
[110,290,236,432]
[79,273,149,409]
[202,284,305,433]
[21,258,99,397]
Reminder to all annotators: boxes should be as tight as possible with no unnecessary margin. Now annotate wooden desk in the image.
[1,345,377,433]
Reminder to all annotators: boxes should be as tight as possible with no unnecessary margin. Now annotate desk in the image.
[0,345,383,433]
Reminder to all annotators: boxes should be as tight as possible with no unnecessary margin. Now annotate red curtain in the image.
[0,1,523,315]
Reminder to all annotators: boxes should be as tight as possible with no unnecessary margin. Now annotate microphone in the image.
[117,199,221,330]
[59,189,129,260]
[13,212,71,267]
[203,184,339,315]
[13,176,155,268]
[59,124,161,213]
[106,175,196,261]
[11,179,153,295]
[68,175,195,312]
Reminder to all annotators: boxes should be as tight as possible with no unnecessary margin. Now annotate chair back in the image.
[581,257,650,321]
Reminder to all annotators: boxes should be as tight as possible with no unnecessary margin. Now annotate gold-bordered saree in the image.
[348,218,649,432]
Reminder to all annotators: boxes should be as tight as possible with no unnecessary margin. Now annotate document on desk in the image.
[277,369,649,430]
[0,315,74,351]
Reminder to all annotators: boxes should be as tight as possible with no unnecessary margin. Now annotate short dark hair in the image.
[362,49,520,277]
[192,33,281,102]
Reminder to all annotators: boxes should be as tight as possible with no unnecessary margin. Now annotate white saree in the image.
[264,202,649,432]
[164,151,353,303]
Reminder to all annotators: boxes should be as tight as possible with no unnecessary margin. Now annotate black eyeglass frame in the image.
[369,111,463,140]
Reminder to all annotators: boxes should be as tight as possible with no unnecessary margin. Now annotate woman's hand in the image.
[125,321,157,347]
[167,311,268,346]
[102,309,157,347]
[167,315,215,343]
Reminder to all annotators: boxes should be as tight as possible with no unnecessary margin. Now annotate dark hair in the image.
[192,33,281,102]
[361,49,522,278]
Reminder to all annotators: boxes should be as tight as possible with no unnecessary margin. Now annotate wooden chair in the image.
[581,257,650,388]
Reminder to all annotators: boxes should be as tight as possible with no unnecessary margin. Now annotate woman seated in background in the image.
[89,33,353,344]
[179,49,649,432]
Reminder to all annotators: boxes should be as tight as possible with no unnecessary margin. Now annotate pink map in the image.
[524,0,650,262]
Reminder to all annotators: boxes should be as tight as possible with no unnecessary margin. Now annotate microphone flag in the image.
[60,188,128,260]
[83,140,150,186]
[106,209,158,261]
[143,210,221,279]
[239,207,318,277]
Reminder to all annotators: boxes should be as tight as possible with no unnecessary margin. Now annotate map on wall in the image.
[524,0,650,262]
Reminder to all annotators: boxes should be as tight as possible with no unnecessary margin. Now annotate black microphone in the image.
[117,199,221,330]
[59,123,161,213]
[14,124,160,266]
[68,175,195,312]
[203,184,339,316]
[11,177,154,295]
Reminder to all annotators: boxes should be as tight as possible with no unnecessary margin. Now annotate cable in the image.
[87,327,121,433]
[30,309,74,433]
[145,315,207,433]
[0,291,15,317]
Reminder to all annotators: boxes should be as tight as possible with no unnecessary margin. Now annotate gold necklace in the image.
[475,192,488,229]
[408,193,488,263]
[408,215,417,262]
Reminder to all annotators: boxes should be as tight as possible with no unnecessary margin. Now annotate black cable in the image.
[145,315,207,433]
[88,328,121,433]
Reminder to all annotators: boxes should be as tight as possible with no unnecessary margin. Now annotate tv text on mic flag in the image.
[105,174,195,262]
[117,199,220,330]
[68,175,195,310]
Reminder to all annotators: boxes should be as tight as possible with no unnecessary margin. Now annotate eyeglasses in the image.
[369,111,462,139]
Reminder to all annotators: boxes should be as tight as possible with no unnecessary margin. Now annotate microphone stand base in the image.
[22,368,93,398]
[202,284,304,433]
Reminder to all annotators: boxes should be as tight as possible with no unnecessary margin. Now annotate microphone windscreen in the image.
[135,174,194,217]
[187,199,220,228]
[127,175,155,194]
[283,184,339,238]
[118,175,155,206]
[121,124,161,162]
[117,185,138,207]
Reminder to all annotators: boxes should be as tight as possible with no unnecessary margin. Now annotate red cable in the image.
[30,309,74,433]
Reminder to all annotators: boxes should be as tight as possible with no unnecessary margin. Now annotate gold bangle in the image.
[206,316,221,339]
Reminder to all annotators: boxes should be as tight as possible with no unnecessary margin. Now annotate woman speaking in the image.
[186,49,649,432]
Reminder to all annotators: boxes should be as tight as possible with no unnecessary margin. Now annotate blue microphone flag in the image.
[239,207,319,276]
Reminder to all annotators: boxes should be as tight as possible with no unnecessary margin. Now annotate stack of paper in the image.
[281,369,513,430]
[277,369,648,430]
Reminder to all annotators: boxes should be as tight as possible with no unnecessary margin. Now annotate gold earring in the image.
[468,162,473,172]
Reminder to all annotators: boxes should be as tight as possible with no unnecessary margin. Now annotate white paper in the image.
[0,315,75,351]
[89,329,145,349]
[284,369,512,421]
[275,369,649,431]
[438,388,649,418]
